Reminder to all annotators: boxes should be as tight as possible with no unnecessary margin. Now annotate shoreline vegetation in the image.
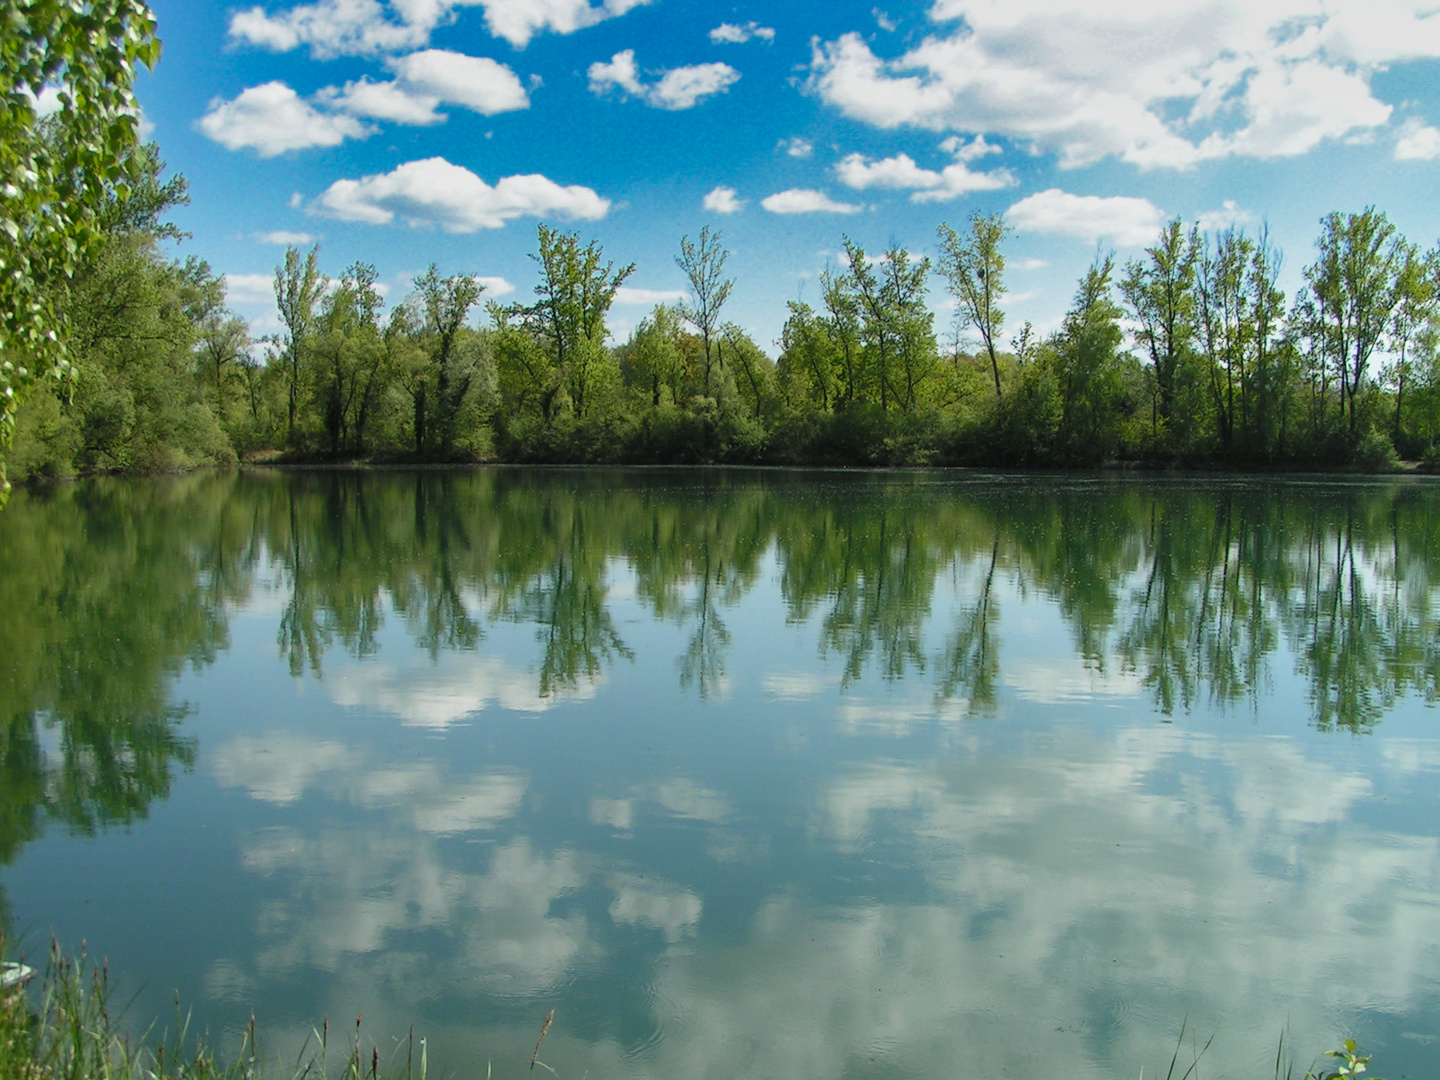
[0,944,1384,1080]
[8,136,1440,485]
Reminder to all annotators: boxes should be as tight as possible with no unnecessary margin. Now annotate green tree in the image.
[312,262,388,455]
[1302,208,1400,441]
[521,225,633,420]
[1052,255,1126,461]
[937,213,1010,398]
[0,0,161,500]
[1383,240,1438,448]
[411,264,484,454]
[274,245,327,446]
[676,227,734,397]
[1121,219,1200,447]
[778,301,841,413]
[625,303,685,408]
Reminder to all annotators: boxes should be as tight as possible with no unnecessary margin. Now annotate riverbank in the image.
[0,945,1376,1080]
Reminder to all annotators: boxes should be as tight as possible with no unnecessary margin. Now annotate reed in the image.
[0,941,1382,1080]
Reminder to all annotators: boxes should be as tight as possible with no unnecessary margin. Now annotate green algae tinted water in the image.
[4,468,1440,1079]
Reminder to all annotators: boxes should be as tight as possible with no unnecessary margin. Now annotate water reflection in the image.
[4,470,1440,1078]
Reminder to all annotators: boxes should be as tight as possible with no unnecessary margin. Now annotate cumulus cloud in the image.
[225,273,279,304]
[588,49,740,109]
[777,136,813,158]
[806,0,1435,170]
[481,0,654,48]
[1195,199,1255,231]
[477,275,515,297]
[709,21,774,44]
[835,137,1013,201]
[228,0,654,56]
[1006,189,1165,247]
[321,76,446,124]
[197,81,372,156]
[203,50,528,158]
[391,49,528,112]
[321,48,529,127]
[1395,117,1440,160]
[311,157,610,232]
[614,286,689,305]
[703,186,745,213]
[253,230,316,245]
[761,189,863,214]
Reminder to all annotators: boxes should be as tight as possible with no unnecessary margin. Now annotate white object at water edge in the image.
[1,963,35,990]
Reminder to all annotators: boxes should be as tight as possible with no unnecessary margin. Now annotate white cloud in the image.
[1395,117,1440,160]
[807,0,1432,170]
[197,81,372,156]
[703,186,745,213]
[1002,657,1146,705]
[834,145,1014,201]
[608,873,703,942]
[228,0,654,56]
[327,652,600,728]
[477,275,515,297]
[1195,199,1255,231]
[614,286,689,305]
[319,49,528,127]
[1006,189,1165,247]
[589,50,740,110]
[777,135,813,158]
[480,0,654,48]
[225,272,277,305]
[587,48,644,95]
[654,778,730,823]
[761,189,864,215]
[412,773,529,834]
[228,0,430,57]
[650,63,741,109]
[1015,257,1048,270]
[589,796,634,830]
[389,49,529,113]
[253,230,317,245]
[709,20,774,44]
[311,157,610,232]
[761,672,826,700]
[322,76,444,124]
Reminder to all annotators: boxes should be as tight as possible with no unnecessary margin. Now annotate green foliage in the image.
[8,162,1437,476]
[937,212,1010,397]
[7,142,239,479]
[0,0,161,500]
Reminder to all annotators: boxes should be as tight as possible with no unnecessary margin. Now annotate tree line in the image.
[9,142,1440,478]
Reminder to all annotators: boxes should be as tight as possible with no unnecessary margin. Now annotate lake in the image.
[3,467,1440,1079]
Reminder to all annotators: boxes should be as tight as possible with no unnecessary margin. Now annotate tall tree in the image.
[413,264,483,453]
[676,227,734,397]
[1053,254,1125,460]
[937,213,1010,398]
[273,245,327,446]
[1196,228,1255,452]
[523,225,633,420]
[1121,219,1199,442]
[189,261,250,404]
[0,0,161,500]
[1302,208,1400,439]
[1384,240,1439,444]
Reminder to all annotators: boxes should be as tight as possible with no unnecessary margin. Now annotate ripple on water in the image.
[626,976,696,1061]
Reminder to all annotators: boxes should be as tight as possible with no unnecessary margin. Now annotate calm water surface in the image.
[4,468,1440,1079]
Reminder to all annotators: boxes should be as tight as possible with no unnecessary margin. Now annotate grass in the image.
[0,941,1383,1080]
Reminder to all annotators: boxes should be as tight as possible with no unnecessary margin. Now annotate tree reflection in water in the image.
[2,469,1439,912]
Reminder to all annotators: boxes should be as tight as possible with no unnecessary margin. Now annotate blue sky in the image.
[139,0,1440,351]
